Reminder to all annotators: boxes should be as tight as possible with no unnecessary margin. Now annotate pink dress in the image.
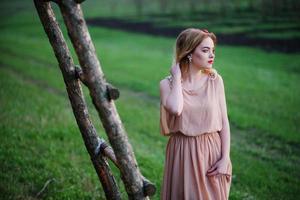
[160,69,232,200]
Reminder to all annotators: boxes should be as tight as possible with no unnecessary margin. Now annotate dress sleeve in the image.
[218,75,231,136]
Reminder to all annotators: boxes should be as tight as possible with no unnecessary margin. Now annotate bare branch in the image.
[36,178,56,197]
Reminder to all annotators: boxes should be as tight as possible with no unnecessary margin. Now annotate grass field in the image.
[1,1,300,200]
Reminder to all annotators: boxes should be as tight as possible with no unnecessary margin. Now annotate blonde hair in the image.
[173,28,217,80]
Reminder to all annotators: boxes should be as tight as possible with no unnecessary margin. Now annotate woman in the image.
[160,28,232,200]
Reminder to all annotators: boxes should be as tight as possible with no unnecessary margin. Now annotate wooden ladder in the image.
[33,0,156,199]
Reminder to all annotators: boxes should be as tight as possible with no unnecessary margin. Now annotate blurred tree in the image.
[171,0,179,16]
[259,0,297,16]
[261,0,273,16]
[133,0,144,16]
[189,0,197,13]
[159,0,168,13]
[109,0,118,15]
[247,0,256,11]
[202,0,210,11]
[219,0,228,15]
[233,0,241,12]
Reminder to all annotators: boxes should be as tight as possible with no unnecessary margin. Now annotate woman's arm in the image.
[159,64,184,116]
[207,75,231,176]
[160,77,183,116]
[218,76,231,159]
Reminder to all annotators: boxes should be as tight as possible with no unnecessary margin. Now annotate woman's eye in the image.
[203,50,208,53]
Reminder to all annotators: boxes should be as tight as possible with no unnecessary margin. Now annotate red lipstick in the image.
[208,60,214,64]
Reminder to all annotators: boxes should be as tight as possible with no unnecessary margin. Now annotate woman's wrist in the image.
[221,154,230,161]
[172,75,182,84]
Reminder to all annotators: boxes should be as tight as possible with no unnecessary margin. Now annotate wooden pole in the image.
[56,0,150,199]
[33,1,121,199]
[34,0,156,199]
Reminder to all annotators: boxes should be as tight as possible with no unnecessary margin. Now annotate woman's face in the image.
[191,37,215,69]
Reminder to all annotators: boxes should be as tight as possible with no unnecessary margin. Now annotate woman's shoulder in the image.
[209,69,225,90]
[216,71,223,82]
[214,70,226,91]
[206,68,220,81]
[209,68,222,81]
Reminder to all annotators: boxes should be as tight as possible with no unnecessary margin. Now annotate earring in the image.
[187,54,192,63]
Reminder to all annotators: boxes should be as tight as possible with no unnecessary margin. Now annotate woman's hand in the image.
[206,157,231,177]
[170,63,181,80]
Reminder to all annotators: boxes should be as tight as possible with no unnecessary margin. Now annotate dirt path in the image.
[86,17,300,53]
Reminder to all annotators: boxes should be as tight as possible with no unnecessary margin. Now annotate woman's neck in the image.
[185,64,211,83]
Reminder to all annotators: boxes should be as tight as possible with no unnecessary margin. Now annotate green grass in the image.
[1,1,300,200]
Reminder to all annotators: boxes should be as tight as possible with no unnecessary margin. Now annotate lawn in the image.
[0,1,300,200]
